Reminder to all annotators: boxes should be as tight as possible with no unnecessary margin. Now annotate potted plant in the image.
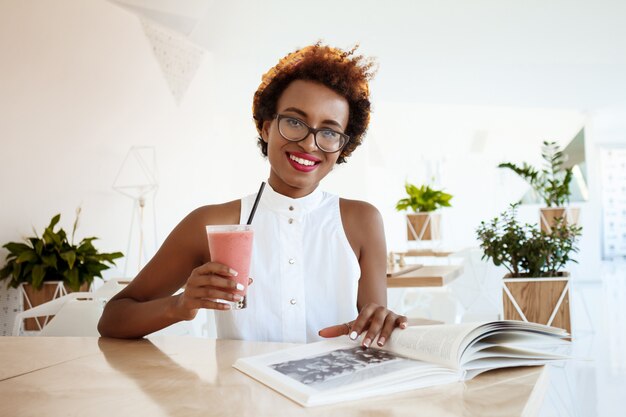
[476,203,582,333]
[395,183,453,241]
[0,211,123,330]
[498,140,579,233]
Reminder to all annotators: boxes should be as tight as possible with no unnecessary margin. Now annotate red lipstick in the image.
[286,152,321,173]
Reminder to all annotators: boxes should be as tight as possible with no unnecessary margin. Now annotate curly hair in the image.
[252,43,376,164]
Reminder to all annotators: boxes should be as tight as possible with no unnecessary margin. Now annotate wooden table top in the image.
[0,336,547,416]
[387,265,464,288]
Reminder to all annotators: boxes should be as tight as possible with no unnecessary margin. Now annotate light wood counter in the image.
[0,336,547,416]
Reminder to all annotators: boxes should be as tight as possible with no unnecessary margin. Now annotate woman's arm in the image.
[98,201,242,339]
[318,199,407,346]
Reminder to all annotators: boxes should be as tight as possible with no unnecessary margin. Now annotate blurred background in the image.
[2,0,624,281]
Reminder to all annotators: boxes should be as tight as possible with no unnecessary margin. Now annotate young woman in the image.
[98,43,407,348]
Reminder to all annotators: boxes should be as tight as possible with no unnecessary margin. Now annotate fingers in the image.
[176,262,247,319]
[193,262,238,277]
[174,292,231,319]
[195,299,231,311]
[349,303,378,341]
[188,273,243,292]
[318,323,351,338]
[343,303,409,348]
[362,306,389,348]
[186,286,244,304]
[376,314,404,347]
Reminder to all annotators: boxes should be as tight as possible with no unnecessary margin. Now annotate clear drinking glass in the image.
[205,225,253,309]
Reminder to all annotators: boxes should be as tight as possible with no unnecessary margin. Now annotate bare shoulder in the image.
[178,199,241,260]
[184,199,241,227]
[339,198,383,224]
[339,198,384,258]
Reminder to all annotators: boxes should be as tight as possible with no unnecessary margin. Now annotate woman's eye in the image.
[320,129,339,139]
[287,118,303,128]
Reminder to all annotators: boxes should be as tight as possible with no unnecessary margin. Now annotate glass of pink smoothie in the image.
[205,225,253,309]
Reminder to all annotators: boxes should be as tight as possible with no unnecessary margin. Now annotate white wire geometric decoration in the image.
[113,146,159,276]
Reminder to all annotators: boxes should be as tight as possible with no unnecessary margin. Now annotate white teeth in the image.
[289,154,316,166]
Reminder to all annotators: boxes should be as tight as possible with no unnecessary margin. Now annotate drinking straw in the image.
[246,181,266,225]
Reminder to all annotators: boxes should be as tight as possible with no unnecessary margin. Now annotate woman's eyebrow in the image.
[282,107,344,130]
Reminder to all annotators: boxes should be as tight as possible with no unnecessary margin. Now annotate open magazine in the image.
[233,320,569,407]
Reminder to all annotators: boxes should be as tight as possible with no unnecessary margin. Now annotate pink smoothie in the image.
[206,226,254,295]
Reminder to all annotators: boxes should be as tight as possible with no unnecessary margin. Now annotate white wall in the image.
[1,0,625,333]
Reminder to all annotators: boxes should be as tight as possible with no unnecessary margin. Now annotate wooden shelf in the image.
[387,265,463,288]
[386,264,423,277]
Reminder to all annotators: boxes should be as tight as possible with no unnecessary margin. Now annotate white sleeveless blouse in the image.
[214,184,360,343]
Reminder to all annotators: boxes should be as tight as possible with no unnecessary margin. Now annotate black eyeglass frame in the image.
[274,114,350,154]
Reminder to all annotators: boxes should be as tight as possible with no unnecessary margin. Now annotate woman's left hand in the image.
[318,303,407,348]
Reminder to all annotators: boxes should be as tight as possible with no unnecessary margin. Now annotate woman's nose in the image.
[299,132,318,152]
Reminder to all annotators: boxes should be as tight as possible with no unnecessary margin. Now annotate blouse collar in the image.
[261,182,325,216]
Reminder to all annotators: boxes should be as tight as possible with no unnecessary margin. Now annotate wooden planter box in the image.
[502,273,571,334]
[540,207,580,234]
[20,281,90,331]
[406,213,441,241]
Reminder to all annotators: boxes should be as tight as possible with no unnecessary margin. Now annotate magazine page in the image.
[381,321,568,370]
[462,330,570,359]
[233,337,459,407]
[458,321,569,363]
[382,323,484,370]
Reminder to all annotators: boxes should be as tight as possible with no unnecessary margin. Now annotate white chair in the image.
[13,279,195,337]
[447,248,503,322]
[13,279,129,336]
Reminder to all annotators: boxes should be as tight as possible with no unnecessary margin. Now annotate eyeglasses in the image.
[275,114,350,153]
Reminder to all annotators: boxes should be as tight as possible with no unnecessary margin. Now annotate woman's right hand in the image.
[173,262,245,320]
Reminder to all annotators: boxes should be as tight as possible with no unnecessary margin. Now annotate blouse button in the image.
[288,258,295,264]
[289,206,294,211]
[290,298,297,305]
[288,218,294,224]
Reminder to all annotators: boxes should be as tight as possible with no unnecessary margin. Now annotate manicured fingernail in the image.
[363,338,371,348]
[350,331,358,340]
[234,294,243,301]
[377,337,386,346]
[400,322,407,329]
[220,303,231,310]
[230,268,239,277]
[236,283,244,291]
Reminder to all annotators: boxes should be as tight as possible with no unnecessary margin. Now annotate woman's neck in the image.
[267,176,319,199]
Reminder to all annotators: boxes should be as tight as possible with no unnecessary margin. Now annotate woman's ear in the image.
[261,120,271,143]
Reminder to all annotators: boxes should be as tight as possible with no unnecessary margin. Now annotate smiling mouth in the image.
[289,154,317,166]
[286,152,321,172]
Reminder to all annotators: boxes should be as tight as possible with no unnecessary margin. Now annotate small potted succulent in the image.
[395,183,453,241]
[498,140,578,233]
[0,211,123,330]
[476,203,582,333]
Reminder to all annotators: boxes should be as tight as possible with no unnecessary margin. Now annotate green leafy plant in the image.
[395,183,453,213]
[476,204,582,278]
[0,211,123,291]
[498,140,573,207]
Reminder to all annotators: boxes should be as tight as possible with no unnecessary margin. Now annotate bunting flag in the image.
[108,0,208,103]
[140,19,205,103]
